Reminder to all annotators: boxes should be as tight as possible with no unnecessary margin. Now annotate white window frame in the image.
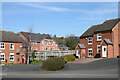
[0,53,5,61]
[35,47,37,50]
[88,48,92,57]
[97,33,102,41]
[10,43,14,50]
[88,37,92,45]
[0,43,5,49]
[10,53,14,61]
[97,45,101,54]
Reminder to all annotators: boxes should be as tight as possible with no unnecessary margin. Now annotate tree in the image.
[27,26,33,64]
[53,35,80,50]
[32,50,37,61]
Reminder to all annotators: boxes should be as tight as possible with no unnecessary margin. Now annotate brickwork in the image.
[0,42,26,65]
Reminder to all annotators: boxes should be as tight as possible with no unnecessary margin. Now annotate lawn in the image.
[31,61,43,64]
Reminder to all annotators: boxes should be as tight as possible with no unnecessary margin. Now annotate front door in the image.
[102,46,107,57]
[22,59,24,63]
[76,50,80,58]
[22,55,25,63]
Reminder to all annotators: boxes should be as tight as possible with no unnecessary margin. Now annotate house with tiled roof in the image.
[76,18,120,58]
[18,32,59,52]
[0,31,26,65]
[58,45,70,50]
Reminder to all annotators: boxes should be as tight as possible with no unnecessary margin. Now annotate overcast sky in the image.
[2,2,118,37]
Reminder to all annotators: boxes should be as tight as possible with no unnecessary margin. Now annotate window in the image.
[0,43,5,49]
[46,48,48,50]
[10,43,14,50]
[97,33,102,41]
[88,37,92,44]
[35,47,37,50]
[97,45,101,54]
[10,53,14,61]
[42,41,44,44]
[42,47,43,50]
[51,48,52,50]
[49,41,53,45]
[44,40,48,45]
[0,53,5,61]
[53,48,54,50]
[88,48,92,57]
[35,42,37,44]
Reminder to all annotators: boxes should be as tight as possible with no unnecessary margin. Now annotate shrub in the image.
[5,59,7,64]
[61,55,76,63]
[41,57,65,71]
[90,56,94,58]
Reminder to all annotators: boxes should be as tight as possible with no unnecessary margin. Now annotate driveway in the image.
[1,58,119,78]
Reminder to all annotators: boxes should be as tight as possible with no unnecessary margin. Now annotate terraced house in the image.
[18,32,59,51]
[76,18,120,58]
[0,31,26,65]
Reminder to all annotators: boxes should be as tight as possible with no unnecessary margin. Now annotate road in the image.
[1,58,119,78]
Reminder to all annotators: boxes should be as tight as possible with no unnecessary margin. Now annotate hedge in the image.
[61,55,76,63]
[41,57,65,71]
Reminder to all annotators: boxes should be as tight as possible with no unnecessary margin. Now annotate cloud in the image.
[20,3,117,14]
[20,3,70,12]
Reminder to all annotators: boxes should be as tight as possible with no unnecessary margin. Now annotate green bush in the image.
[90,56,94,58]
[61,55,76,62]
[41,57,65,71]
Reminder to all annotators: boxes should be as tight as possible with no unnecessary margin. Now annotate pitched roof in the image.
[20,32,57,43]
[58,45,70,49]
[0,31,22,43]
[18,37,29,47]
[104,39,113,45]
[81,18,120,38]
[78,44,86,49]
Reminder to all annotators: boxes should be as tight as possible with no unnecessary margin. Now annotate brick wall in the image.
[18,33,59,51]
[80,31,112,58]
[40,39,58,51]
[112,22,120,57]
[0,42,26,65]
[18,33,29,43]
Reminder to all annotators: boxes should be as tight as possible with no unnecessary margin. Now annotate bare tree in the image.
[27,26,33,64]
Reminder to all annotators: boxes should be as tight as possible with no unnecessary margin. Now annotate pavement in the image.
[1,58,119,79]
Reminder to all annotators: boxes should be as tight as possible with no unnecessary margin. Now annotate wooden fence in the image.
[29,50,75,61]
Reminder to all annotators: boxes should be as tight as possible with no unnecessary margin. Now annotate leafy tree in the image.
[32,50,37,61]
[53,35,79,50]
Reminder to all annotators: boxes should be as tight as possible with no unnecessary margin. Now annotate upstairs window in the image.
[0,43,5,49]
[88,37,92,45]
[10,43,14,50]
[49,41,53,45]
[97,33,102,41]
[44,40,48,45]
[35,42,37,44]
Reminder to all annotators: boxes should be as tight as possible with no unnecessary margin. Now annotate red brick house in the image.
[76,18,120,58]
[18,32,59,52]
[0,31,26,65]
